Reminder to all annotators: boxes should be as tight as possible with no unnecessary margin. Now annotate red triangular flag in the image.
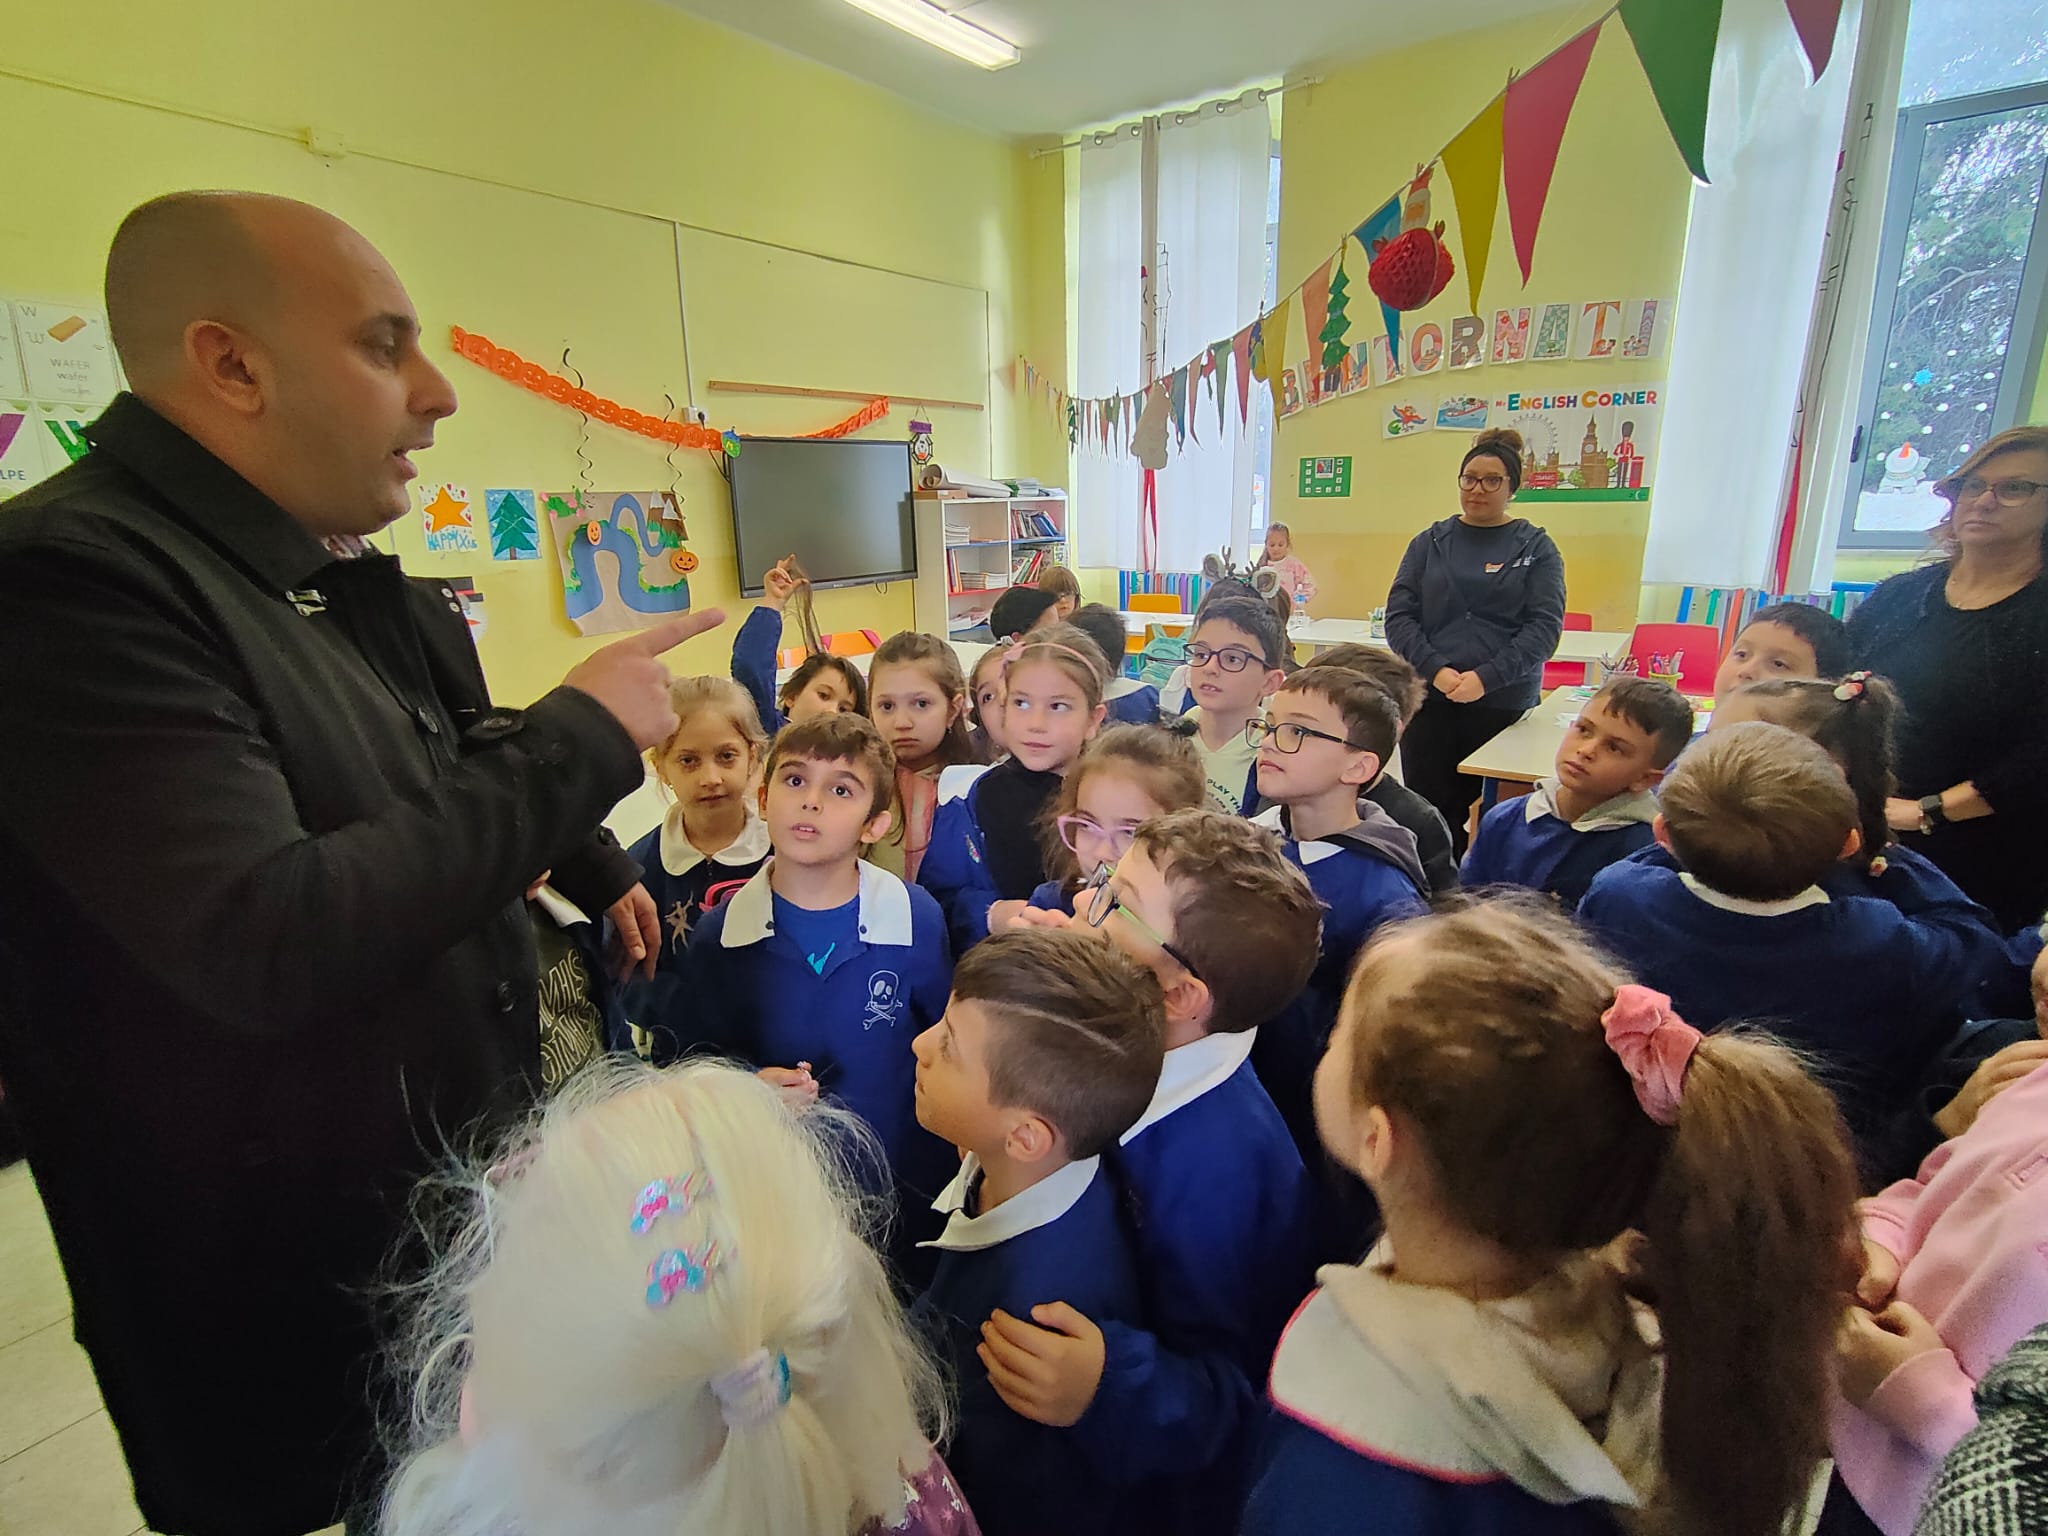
[1503,23,1603,283]
[1300,258,1335,372]
[1784,0,1840,81]
[1231,328,1254,426]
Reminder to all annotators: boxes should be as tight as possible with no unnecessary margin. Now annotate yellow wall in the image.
[0,0,1066,706]
[1274,8,1692,629]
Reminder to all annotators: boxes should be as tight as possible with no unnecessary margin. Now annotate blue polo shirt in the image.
[1460,780,1658,912]
[686,860,955,1205]
[915,1155,1156,1536]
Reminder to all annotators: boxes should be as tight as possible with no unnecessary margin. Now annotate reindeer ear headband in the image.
[1832,670,1875,702]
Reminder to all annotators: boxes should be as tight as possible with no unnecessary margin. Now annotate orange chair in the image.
[1627,622,1722,696]
[776,630,881,670]
[1128,593,1184,614]
[1541,612,1595,692]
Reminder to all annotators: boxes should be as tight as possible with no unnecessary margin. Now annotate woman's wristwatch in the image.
[1916,794,1948,835]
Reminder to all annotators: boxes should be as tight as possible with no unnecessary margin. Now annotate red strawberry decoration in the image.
[1368,167,1457,312]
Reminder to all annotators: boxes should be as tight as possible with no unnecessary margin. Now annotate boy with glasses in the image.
[990,810,1321,1536]
[1174,594,1289,816]
[1246,666,1430,1170]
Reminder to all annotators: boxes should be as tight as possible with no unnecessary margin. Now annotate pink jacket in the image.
[1829,1062,2048,1535]
[1261,555,1317,603]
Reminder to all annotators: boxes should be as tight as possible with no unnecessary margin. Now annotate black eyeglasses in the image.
[1079,863,1203,982]
[1943,476,2047,507]
[1243,718,1364,754]
[1186,643,1263,672]
[1459,472,1507,492]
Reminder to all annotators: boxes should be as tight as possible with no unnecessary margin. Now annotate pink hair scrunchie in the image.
[1600,984,1702,1126]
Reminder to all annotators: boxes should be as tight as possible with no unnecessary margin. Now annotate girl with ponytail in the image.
[1242,898,1859,1536]
[380,1058,974,1536]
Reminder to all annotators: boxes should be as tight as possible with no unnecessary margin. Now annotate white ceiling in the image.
[658,0,1551,138]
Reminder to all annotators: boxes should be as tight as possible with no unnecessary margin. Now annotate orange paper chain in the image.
[449,327,728,449]
[802,395,891,438]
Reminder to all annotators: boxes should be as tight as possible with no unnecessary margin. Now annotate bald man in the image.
[0,193,721,1536]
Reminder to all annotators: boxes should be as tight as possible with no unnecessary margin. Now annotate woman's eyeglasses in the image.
[1186,643,1262,672]
[1056,814,1140,859]
[1943,476,2047,507]
[1243,718,1362,754]
[1079,862,1204,982]
[1459,472,1507,492]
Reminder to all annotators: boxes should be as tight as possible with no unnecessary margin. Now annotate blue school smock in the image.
[915,1155,1155,1536]
[730,604,786,733]
[1102,676,1161,726]
[918,761,1061,952]
[1579,855,2007,1173]
[685,859,954,1202]
[1460,780,1658,912]
[1073,1030,1316,1536]
[622,805,771,1056]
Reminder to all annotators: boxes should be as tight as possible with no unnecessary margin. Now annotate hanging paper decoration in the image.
[1784,0,1842,81]
[908,417,935,466]
[1368,169,1457,313]
[800,396,890,439]
[1503,24,1601,283]
[1354,194,1405,354]
[1301,258,1335,374]
[1231,327,1254,426]
[485,488,539,561]
[1133,383,1170,471]
[449,329,730,450]
[1320,254,1354,370]
[1209,340,1232,437]
[1251,297,1291,419]
[1441,93,1506,314]
[1620,0,1723,183]
[1169,366,1190,447]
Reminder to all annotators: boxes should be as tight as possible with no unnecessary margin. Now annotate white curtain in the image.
[1643,0,1863,586]
[1073,103,1270,571]
[1074,131,1142,568]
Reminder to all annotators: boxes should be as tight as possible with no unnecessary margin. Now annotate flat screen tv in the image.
[728,436,917,597]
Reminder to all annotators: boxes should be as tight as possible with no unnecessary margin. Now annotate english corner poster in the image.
[1491,384,1662,502]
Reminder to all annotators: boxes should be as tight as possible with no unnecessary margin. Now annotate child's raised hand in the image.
[1853,1237,1901,1311]
[762,559,800,610]
[979,1303,1106,1428]
[1835,1299,1945,1407]
[757,1063,818,1108]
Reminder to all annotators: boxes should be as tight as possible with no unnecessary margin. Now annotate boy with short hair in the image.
[911,929,1167,1536]
[1306,643,1458,895]
[1248,665,1430,1163]
[986,810,1321,1536]
[988,585,1061,642]
[1178,595,1288,816]
[1462,675,1693,911]
[1073,602,1158,725]
[686,712,955,1213]
[1712,600,1852,698]
[1580,722,2007,1176]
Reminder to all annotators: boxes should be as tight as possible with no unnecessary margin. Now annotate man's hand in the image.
[757,1063,818,1108]
[1446,671,1487,704]
[1854,1237,1902,1311]
[979,1303,1106,1428]
[605,883,662,983]
[1836,1300,1944,1407]
[561,610,725,751]
[1933,1039,2048,1140]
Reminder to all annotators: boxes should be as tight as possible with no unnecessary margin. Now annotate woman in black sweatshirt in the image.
[1384,427,1566,854]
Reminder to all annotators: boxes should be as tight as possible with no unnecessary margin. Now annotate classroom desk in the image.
[1458,686,1596,786]
[1121,610,1628,667]
[775,638,993,684]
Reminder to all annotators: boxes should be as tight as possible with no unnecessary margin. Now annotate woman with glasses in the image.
[1849,426,2048,932]
[1383,426,1567,855]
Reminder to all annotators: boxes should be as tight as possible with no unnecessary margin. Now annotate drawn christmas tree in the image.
[489,490,539,560]
[1320,256,1353,370]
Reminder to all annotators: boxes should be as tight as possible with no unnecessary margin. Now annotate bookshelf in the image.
[910,489,1069,637]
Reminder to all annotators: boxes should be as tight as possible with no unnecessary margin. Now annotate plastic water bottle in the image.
[1292,589,1309,625]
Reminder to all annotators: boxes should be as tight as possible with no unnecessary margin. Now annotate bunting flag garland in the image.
[1354,195,1406,355]
[1169,365,1189,447]
[1210,340,1232,436]
[1784,0,1842,81]
[1320,253,1354,369]
[1301,258,1335,374]
[1442,92,1507,314]
[1252,297,1291,419]
[1620,0,1723,183]
[1503,23,1601,283]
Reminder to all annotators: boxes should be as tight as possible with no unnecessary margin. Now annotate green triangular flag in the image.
[1320,253,1354,370]
[1620,0,1723,183]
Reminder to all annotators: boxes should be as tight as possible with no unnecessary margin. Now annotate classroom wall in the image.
[1273,8,1693,630]
[0,0,1067,706]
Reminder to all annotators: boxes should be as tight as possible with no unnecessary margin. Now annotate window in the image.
[1841,0,2048,548]
[1248,145,1282,537]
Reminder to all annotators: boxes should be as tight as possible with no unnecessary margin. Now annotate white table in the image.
[1458,686,1596,786]
[1122,610,1629,667]
[776,638,992,684]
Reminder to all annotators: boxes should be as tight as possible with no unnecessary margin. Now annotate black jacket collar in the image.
[85,393,337,592]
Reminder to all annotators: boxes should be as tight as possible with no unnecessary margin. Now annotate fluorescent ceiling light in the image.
[841,0,1021,70]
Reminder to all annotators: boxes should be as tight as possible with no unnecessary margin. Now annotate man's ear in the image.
[186,320,265,416]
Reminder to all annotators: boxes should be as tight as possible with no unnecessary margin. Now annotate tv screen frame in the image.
[728,435,918,598]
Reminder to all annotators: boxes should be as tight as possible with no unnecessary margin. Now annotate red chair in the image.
[1541,612,1594,691]
[1627,622,1722,695]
